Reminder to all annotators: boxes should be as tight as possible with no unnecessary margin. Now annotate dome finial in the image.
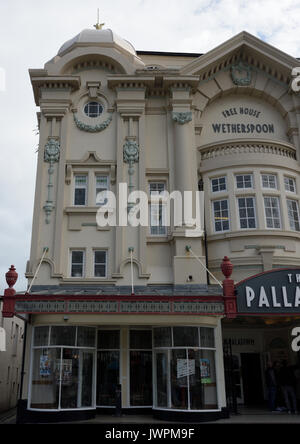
[93,8,105,30]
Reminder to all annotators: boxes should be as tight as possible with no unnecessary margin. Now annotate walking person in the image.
[279,360,298,414]
[265,361,278,412]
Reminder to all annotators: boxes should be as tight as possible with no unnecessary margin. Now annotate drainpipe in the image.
[198,178,210,284]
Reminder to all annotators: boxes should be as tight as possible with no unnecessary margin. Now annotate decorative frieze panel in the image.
[14,297,224,315]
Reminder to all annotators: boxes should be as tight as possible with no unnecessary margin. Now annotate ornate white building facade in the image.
[3,27,300,422]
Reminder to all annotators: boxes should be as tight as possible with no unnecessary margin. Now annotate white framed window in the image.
[212,199,230,232]
[284,176,296,193]
[264,196,281,229]
[74,175,88,206]
[236,174,253,189]
[211,176,227,193]
[94,250,107,278]
[95,175,109,205]
[70,250,85,277]
[287,199,300,231]
[261,174,277,190]
[149,182,167,236]
[84,101,103,118]
[237,197,257,229]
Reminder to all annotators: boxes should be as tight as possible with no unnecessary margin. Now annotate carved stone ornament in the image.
[172,111,192,125]
[123,138,139,198]
[73,112,113,133]
[43,138,60,224]
[44,138,60,163]
[123,138,139,165]
[231,61,251,86]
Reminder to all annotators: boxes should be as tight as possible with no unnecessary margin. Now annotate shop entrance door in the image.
[240,353,264,405]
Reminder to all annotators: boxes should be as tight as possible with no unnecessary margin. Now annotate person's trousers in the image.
[282,385,297,411]
[268,386,277,411]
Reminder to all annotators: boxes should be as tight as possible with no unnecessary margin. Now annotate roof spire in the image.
[94,8,105,30]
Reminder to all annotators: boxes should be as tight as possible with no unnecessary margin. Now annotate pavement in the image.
[1,406,300,424]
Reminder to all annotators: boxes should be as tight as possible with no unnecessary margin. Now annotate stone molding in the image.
[200,140,296,160]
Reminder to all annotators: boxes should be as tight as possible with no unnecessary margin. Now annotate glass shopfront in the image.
[29,326,96,410]
[96,330,120,406]
[153,326,218,411]
[129,330,152,406]
[29,325,219,413]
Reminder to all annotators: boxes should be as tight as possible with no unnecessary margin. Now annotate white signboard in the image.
[177,359,195,378]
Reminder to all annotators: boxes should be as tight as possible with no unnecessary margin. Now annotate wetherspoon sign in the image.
[236,269,300,314]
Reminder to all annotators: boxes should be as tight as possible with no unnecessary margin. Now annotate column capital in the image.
[172,111,193,125]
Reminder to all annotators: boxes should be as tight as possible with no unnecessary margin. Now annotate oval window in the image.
[84,101,103,118]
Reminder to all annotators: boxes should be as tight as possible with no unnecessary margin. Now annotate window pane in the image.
[71,264,83,277]
[75,176,87,186]
[130,330,152,349]
[74,188,86,205]
[84,101,103,118]
[95,265,106,277]
[77,327,96,347]
[213,199,229,232]
[171,349,188,409]
[200,328,215,348]
[50,326,76,346]
[264,197,281,229]
[97,330,120,349]
[199,350,217,409]
[173,327,199,347]
[60,348,79,409]
[96,176,108,205]
[156,352,168,407]
[72,251,83,263]
[95,251,106,263]
[287,200,300,231]
[80,351,94,407]
[97,351,119,405]
[154,327,172,347]
[284,177,296,193]
[262,174,277,189]
[150,183,165,194]
[30,348,60,409]
[34,326,49,346]
[211,177,226,192]
[130,351,152,405]
[189,349,203,410]
[71,251,84,277]
[238,197,256,229]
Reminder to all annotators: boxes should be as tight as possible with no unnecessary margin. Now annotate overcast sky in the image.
[1,0,300,293]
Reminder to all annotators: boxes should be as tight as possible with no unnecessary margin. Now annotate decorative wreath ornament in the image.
[73,112,113,133]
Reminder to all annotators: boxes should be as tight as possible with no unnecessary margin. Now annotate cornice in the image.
[107,74,199,93]
[29,71,81,105]
[181,31,300,77]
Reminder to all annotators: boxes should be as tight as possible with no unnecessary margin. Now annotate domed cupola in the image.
[58,28,137,58]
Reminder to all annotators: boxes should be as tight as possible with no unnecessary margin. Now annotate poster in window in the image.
[40,355,51,376]
[200,358,211,383]
[177,359,195,378]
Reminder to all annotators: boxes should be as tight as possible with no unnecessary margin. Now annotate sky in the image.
[1,0,300,293]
